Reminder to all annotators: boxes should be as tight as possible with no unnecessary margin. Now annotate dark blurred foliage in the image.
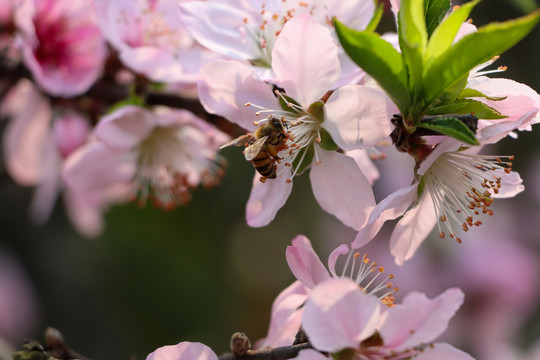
[1,1,540,359]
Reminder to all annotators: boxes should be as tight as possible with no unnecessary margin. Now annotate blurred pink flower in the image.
[199,14,394,229]
[95,0,220,85]
[14,0,106,97]
[146,341,218,360]
[64,105,229,211]
[260,235,396,348]
[300,278,473,359]
[1,79,104,236]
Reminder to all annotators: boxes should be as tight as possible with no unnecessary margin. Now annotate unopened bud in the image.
[230,332,251,356]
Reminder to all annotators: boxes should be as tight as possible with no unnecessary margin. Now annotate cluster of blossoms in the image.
[2,0,540,359]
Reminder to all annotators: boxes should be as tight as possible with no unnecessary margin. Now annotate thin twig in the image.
[219,342,312,360]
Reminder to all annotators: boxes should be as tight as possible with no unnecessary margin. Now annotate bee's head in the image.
[271,119,285,130]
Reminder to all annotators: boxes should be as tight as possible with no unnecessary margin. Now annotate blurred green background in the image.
[1,1,540,359]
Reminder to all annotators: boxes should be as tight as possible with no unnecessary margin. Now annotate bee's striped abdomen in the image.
[251,151,276,178]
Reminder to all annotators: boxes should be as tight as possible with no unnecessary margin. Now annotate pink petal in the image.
[146,341,218,360]
[286,235,330,289]
[53,112,91,158]
[352,184,418,249]
[259,281,310,348]
[478,109,537,144]
[413,343,474,360]
[492,170,524,198]
[312,0,375,30]
[324,85,393,150]
[28,134,62,225]
[417,138,461,176]
[198,60,280,132]
[63,142,137,193]
[345,149,380,185]
[3,80,52,186]
[63,187,105,238]
[179,1,259,60]
[271,14,340,108]
[246,170,293,227]
[389,190,438,265]
[310,150,375,230]
[95,106,155,150]
[379,288,465,351]
[328,244,350,278]
[303,278,380,353]
[118,46,185,83]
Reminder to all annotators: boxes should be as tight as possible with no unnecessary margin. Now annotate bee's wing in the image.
[244,136,268,161]
[219,134,254,149]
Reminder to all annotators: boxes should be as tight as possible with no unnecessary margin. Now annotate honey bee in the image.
[220,119,288,181]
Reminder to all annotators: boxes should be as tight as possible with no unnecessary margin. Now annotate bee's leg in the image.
[267,145,283,160]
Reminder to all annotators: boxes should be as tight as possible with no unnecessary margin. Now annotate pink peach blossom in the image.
[64,105,229,211]
[95,0,221,85]
[1,79,104,236]
[301,278,473,359]
[15,0,106,97]
[199,14,394,229]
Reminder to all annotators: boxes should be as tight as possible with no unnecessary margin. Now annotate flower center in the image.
[246,91,324,183]
[34,15,70,68]
[338,251,398,307]
[424,152,514,243]
[135,126,225,209]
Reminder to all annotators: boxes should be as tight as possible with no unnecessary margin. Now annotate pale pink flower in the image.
[64,105,229,211]
[300,278,473,360]
[1,79,104,236]
[199,14,393,229]
[95,0,220,85]
[15,0,106,97]
[353,134,525,265]
[260,235,396,348]
[146,341,218,360]
[180,0,374,84]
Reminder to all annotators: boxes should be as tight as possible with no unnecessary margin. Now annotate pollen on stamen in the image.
[453,5,460,10]
[243,17,248,24]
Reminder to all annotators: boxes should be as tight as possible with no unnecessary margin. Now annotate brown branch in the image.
[219,342,313,360]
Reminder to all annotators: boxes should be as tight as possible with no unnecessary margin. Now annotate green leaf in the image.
[334,20,409,109]
[427,102,470,114]
[291,145,314,175]
[424,0,451,37]
[318,128,338,151]
[457,87,507,101]
[423,9,540,105]
[365,0,385,32]
[425,0,480,60]
[428,99,506,119]
[398,0,428,96]
[417,117,479,144]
